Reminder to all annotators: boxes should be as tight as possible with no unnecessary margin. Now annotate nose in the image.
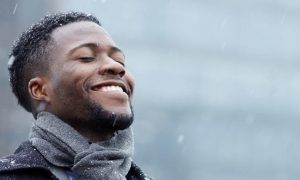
[98,57,125,78]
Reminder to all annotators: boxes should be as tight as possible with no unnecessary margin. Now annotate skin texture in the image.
[28,21,135,142]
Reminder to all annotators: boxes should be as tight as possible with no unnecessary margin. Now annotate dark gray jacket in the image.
[0,141,149,180]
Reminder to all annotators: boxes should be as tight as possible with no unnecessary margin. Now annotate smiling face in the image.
[43,21,134,132]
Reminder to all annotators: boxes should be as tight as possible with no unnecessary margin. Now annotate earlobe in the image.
[28,77,50,102]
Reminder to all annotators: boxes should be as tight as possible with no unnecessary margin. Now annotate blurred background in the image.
[1,0,300,179]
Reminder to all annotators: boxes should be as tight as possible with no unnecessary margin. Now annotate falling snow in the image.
[12,4,18,15]
[221,41,227,50]
[220,18,227,30]
[280,13,286,25]
[177,134,184,144]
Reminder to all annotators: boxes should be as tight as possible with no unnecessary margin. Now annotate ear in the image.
[28,77,50,103]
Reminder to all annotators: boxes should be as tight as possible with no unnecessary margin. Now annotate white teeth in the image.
[103,86,109,91]
[100,85,123,92]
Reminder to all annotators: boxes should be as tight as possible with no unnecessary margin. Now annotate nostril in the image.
[119,70,125,77]
[103,69,126,78]
[100,58,126,77]
[103,69,115,75]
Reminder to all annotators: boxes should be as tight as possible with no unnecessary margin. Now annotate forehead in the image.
[50,21,115,50]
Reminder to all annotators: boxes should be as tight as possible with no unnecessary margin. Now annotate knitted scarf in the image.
[29,111,133,180]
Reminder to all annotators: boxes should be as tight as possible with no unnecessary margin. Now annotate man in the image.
[0,12,150,180]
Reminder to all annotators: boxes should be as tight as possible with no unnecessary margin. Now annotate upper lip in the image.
[90,80,130,95]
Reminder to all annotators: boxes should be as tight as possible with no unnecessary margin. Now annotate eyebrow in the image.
[68,43,125,57]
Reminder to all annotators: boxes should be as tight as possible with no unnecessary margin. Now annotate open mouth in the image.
[91,81,128,95]
[93,85,124,92]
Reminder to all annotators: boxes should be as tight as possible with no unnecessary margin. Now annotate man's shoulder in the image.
[0,141,55,179]
[0,141,48,170]
[0,141,151,180]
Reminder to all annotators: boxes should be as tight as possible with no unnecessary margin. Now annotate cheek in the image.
[50,70,88,100]
[125,71,135,95]
[52,81,85,108]
[60,63,91,88]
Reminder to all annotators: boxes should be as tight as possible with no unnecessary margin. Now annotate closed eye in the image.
[79,57,95,62]
[111,56,125,67]
[117,61,125,67]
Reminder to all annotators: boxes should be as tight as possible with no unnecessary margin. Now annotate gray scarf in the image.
[29,111,133,180]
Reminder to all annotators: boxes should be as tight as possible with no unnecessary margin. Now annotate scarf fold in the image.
[29,111,133,180]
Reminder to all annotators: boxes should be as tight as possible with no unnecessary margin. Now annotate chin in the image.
[95,111,134,131]
[87,102,134,130]
[111,113,134,130]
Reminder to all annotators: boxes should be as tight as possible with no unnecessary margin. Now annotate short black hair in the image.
[8,12,101,113]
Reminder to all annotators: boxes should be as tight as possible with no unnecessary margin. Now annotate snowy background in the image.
[1,0,300,179]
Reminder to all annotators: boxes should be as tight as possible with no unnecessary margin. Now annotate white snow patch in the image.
[8,56,15,68]
[0,159,9,163]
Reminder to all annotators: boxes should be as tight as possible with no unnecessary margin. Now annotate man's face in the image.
[45,21,134,131]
